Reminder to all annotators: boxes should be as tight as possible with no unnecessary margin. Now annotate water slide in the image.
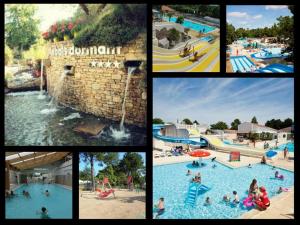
[153,125,207,146]
[153,38,220,72]
[230,56,255,72]
[200,135,265,157]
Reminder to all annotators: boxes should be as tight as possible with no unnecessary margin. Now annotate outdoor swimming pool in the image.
[153,160,294,219]
[6,183,72,219]
[275,142,294,152]
[5,91,147,146]
[163,17,215,33]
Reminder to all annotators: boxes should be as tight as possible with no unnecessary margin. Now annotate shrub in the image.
[73,4,146,47]
[167,28,180,42]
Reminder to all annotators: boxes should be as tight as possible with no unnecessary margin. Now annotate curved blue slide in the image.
[153,125,207,146]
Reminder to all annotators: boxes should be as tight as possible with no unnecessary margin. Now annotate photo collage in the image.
[3,1,296,223]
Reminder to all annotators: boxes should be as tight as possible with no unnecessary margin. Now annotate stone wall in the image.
[45,34,147,127]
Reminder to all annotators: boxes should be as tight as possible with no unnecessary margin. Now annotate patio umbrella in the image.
[189,149,211,164]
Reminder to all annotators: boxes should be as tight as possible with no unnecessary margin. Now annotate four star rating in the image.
[90,60,121,68]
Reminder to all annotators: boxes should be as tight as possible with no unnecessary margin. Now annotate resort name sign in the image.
[50,45,122,57]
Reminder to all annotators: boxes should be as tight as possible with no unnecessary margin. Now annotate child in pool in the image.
[45,190,50,197]
[37,207,50,219]
[23,190,31,198]
[223,194,230,202]
[155,198,165,218]
[186,170,192,176]
[232,191,239,204]
[204,197,212,206]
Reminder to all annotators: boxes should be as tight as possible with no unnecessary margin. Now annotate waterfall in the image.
[49,72,66,106]
[38,59,46,99]
[120,67,136,130]
[110,66,136,140]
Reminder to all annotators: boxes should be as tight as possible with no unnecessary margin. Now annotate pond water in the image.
[5,91,146,146]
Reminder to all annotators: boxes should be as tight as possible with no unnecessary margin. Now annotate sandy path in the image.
[79,189,145,219]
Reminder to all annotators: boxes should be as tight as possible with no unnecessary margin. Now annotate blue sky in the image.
[153,78,294,126]
[79,152,146,172]
[227,5,292,29]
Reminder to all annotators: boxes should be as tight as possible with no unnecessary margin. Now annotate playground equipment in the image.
[96,177,115,199]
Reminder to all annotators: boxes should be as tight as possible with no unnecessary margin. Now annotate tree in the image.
[119,152,143,175]
[248,132,259,147]
[193,120,199,125]
[153,118,164,124]
[251,116,258,124]
[5,5,40,58]
[230,119,241,130]
[79,166,91,181]
[210,121,228,130]
[182,118,193,125]
[282,118,293,128]
[176,16,184,24]
[80,152,98,192]
[226,23,236,45]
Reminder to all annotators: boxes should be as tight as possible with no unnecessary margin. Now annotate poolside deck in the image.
[79,189,145,219]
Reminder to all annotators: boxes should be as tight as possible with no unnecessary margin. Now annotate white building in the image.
[238,122,278,135]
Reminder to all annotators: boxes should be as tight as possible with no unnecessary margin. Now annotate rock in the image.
[74,120,106,136]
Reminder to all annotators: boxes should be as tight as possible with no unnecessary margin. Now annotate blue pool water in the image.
[6,184,72,219]
[274,142,294,152]
[153,160,294,219]
[230,56,255,73]
[163,16,215,33]
[200,35,213,42]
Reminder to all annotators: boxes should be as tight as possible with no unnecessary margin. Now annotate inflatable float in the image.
[243,195,255,208]
[255,186,270,210]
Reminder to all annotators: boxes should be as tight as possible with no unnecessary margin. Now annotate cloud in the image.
[153,78,294,125]
[265,5,288,10]
[228,11,248,18]
[239,21,248,25]
[252,14,263,19]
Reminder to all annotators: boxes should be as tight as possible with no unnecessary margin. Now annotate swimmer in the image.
[204,197,212,206]
[45,190,50,197]
[212,164,216,168]
[248,164,252,168]
[37,207,50,219]
[186,170,192,176]
[223,194,230,202]
[23,190,31,198]
[155,198,165,219]
[232,191,240,204]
